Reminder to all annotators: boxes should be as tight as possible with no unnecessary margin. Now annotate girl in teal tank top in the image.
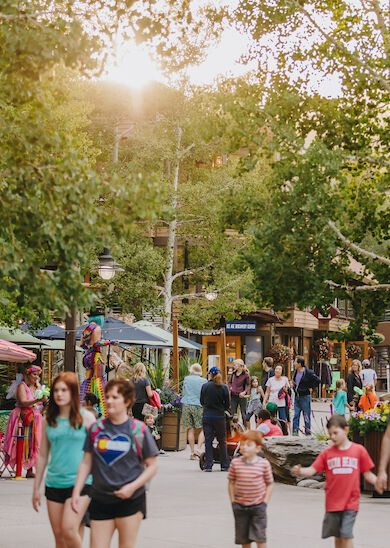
[32,372,96,548]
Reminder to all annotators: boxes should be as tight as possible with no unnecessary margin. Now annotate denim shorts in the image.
[232,501,267,544]
[322,510,357,539]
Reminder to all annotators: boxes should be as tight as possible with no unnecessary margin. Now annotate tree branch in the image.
[345,154,390,167]
[171,276,245,301]
[178,143,195,160]
[328,220,390,266]
[326,280,390,291]
[292,0,390,93]
[369,0,390,62]
[171,264,210,282]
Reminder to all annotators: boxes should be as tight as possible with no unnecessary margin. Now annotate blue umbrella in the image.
[76,316,167,347]
[20,323,65,340]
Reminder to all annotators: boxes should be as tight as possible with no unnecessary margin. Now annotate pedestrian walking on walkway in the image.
[262,365,289,422]
[359,359,377,389]
[71,379,159,548]
[131,362,153,421]
[291,356,320,435]
[259,358,275,404]
[346,360,362,410]
[229,359,250,425]
[200,366,230,472]
[228,430,274,548]
[245,376,262,425]
[292,414,377,548]
[332,379,353,417]
[32,372,96,548]
[181,363,207,459]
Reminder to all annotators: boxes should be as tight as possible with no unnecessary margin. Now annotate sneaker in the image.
[190,453,198,460]
[203,468,212,472]
[221,468,230,472]
[159,449,168,456]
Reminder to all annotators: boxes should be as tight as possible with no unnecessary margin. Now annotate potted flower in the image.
[267,344,292,365]
[313,338,333,361]
[349,402,390,491]
[159,388,186,451]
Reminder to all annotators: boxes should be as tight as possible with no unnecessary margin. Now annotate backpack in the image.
[90,417,146,460]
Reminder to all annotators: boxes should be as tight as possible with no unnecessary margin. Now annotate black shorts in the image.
[232,501,267,544]
[45,485,91,504]
[89,492,146,521]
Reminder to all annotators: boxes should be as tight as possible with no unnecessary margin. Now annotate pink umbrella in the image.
[0,340,36,363]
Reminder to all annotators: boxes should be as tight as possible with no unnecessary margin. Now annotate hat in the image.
[209,366,221,376]
[362,359,371,368]
[265,402,278,415]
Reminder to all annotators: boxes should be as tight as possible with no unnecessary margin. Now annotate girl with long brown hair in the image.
[33,372,96,548]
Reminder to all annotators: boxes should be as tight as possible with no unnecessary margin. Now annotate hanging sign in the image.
[225,321,257,332]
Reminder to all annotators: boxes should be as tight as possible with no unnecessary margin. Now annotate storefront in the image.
[201,311,279,369]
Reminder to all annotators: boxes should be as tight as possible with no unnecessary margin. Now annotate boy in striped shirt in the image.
[228,430,274,548]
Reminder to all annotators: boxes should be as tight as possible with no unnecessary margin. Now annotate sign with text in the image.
[225,321,257,332]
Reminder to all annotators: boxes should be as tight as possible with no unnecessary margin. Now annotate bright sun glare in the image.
[104,29,255,89]
[105,46,162,89]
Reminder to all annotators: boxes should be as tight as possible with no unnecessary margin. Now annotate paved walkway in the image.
[1,446,389,548]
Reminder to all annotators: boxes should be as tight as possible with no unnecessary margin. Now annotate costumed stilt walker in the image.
[79,313,117,417]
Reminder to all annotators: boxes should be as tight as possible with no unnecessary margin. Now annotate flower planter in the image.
[352,430,390,493]
[161,410,187,451]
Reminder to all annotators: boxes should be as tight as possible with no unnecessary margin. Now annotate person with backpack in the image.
[32,372,96,548]
[71,379,159,548]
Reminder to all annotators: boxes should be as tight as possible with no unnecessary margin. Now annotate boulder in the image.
[262,436,328,485]
[297,479,321,488]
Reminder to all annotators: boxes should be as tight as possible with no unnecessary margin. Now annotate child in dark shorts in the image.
[71,379,159,548]
[228,430,273,548]
[292,414,377,548]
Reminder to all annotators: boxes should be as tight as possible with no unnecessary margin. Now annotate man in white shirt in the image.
[359,359,377,389]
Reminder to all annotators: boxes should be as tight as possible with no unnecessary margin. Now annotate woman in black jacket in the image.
[200,366,230,472]
[346,359,363,408]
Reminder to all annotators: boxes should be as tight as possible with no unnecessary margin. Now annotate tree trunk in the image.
[162,127,182,378]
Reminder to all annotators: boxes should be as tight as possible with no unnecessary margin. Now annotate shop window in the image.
[207,341,217,356]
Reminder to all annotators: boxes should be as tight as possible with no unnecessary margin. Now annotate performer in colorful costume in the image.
[79,314,116,417]
[4,365,47,477]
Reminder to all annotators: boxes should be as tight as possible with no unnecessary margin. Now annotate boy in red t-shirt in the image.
[292,414,376,548]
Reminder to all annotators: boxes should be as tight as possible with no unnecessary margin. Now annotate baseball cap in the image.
[209,366,221,375]
[362,359,371,368]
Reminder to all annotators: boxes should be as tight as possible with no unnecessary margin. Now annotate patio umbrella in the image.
[0,340,36,363]
[20,323,65,340]
[76,316,167,347]
[0,326,43,345]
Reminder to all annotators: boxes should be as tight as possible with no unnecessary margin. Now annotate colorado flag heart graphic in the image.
[94,433,131,466]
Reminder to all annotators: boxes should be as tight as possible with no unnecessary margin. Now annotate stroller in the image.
[199,412,242,470]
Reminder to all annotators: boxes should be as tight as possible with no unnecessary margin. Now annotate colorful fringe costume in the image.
[4,382,42,470]
[79,323,114,417]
